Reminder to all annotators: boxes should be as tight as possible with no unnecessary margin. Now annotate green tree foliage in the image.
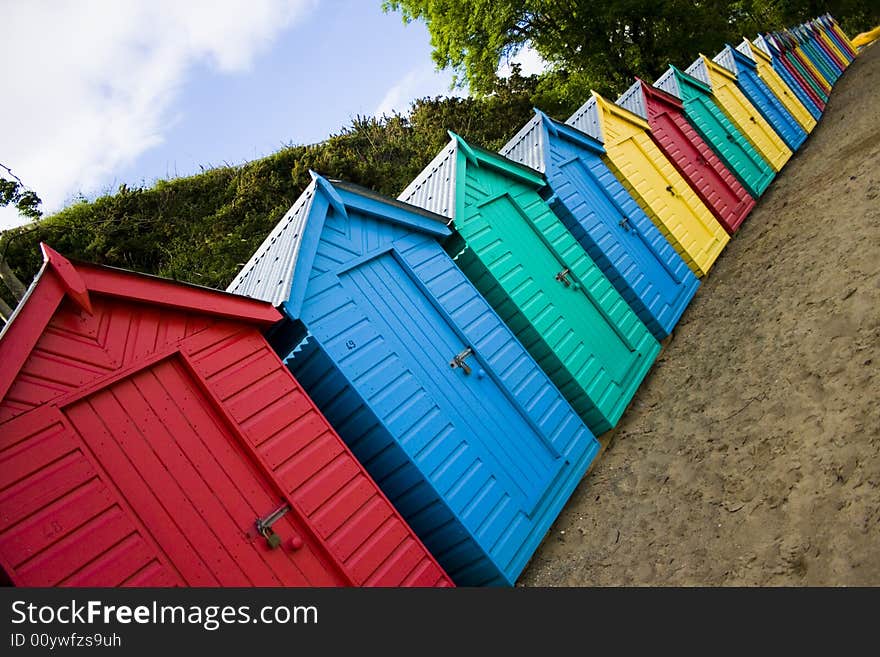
[0,164,42,220]
[384,1,879,96]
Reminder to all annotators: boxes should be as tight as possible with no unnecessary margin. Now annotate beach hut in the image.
[819,15,858,59]
[654,66,774,198]
[685,55,792,172]
[0,244,452,588]
[808,21,850,68]
[753,35,825,117]
[617,78,755,234]
[770,32,832,97]
[566,93,729,277]
[736,38,817,131]
[794,25,843,80]
[499,108,699,340]
[229,173,601,585]
[399,134,660,434]
[713,45,807,151]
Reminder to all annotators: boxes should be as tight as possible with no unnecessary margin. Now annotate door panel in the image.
[64,359,343,586]
[338,252,563,515]
[558,156,681,287]
[477,194,643,389]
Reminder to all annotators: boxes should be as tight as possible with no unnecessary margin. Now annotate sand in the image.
[520,42,880,586]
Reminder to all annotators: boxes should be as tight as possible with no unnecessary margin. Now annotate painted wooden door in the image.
[801,36,840,81]
[787,49,830,99]
[648,103,754,233]
[736,70,806,151]
[753,53,817,130]
[477,193,648,385]
[771,53,825,116]
[558,152,693,312]
[337,251,563,515]
[602,116,728,277]
[707,71,792,171]
[682,91,774,197]
[64,358,345,586]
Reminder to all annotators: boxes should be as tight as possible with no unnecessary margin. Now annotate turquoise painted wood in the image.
[654,66,775,197]
[794,26,842,81]
[400,133,661,435]
[500,109,700,341]
[714,45,807,151]
[229,174,600,586]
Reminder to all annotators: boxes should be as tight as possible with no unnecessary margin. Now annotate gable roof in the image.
[399,132,545,220]
[500,108,605,174]
[657,64,714,97]
[616,79,648,119]
[566,94,604,141]
[0,243,281,403]
[638,77,685,110]
[229,172,451,316]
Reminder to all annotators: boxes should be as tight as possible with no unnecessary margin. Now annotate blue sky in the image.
[4,0,539,230]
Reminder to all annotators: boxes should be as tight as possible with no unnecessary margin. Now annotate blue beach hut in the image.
[228,173,600,586]
[500,109,699,341]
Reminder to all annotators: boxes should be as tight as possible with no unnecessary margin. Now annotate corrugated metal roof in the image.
[226,180,317,305]
[499,112,547,173]
[398,138,458,218]
[565,96,603,142]
[685,57,711,85]
[654,67,682,98]
[754,34,772,56]
[737,38,757,60]
[616,80,648,119]
[713,46,738,75]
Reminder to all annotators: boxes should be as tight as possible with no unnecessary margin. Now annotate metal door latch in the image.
[619,217,631,231]
[726,133,735,141]
[666,185,676,196]
[256,503,291,549]
[749,116,757,123]
[450,347,474,375]
[555,268,572,287]
[696,154,708,166]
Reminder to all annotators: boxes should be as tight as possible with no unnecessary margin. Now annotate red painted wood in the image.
[0,247,453,587]
[640,80,756,234]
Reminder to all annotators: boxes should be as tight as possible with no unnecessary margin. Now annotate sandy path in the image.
[520,42,880,586]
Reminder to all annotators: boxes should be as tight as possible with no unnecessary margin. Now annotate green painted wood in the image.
[671,69,775,197]
[444,141,660,434]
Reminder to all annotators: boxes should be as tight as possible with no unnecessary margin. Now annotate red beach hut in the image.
[616,78,756,234]
[0,245,452,588]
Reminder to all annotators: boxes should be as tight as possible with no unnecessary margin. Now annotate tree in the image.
[0,163,40,319]
[383,1,880,97]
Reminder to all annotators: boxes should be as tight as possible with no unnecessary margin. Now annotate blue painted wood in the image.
[723,47,807,151]
[246,177,600,586]
[502,111,699,341]
[766,48,824,120]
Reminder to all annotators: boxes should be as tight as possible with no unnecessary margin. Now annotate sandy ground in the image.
[520,43,880,586]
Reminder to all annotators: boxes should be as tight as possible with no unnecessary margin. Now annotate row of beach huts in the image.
[0,15,857,587]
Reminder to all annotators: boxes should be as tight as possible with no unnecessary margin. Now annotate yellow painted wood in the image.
[699,56,793,172]
[795,44,832,92]
[817,29,849,67]
[593,92,730,278]
[747,43,817,133]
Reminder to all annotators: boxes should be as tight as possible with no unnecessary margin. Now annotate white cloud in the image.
[498,45,547,78]
[0,0,317,230]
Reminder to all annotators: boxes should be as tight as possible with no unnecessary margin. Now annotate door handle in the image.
[449,347,474,375]
[256,503,291,550]
[666,185,676,197]
[619,217,632,231]
[726,133,735,141]
[555,268,572,287]
[749,116,757,123]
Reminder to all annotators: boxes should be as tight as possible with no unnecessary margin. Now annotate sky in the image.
[0,0,545,230]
